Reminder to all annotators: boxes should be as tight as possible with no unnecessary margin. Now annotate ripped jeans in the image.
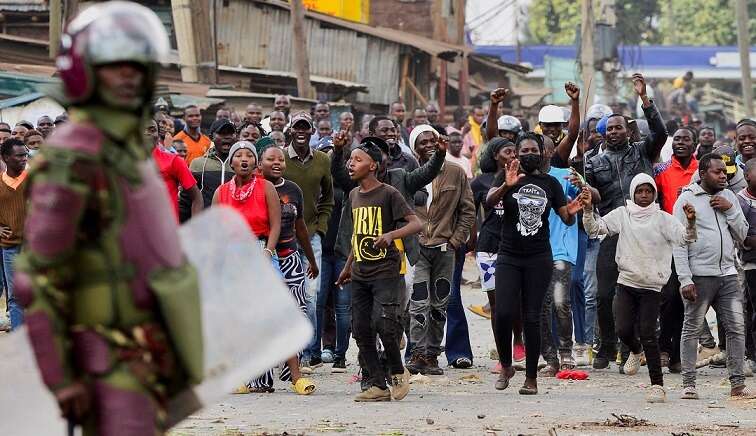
[409,246,455,357]
[351,276,405,389]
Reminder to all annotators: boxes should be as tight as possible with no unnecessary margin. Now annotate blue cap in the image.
[597,115,609,137]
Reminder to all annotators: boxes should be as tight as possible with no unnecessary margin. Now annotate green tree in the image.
[525,0,754,46]
[526,0,581,45]
[659,0,756,45]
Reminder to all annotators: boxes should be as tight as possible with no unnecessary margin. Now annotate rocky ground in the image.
[170,257,756,436]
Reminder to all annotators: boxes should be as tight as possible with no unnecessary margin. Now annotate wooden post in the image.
[400,55,410,103]
[439,61,447,115]
[580,0,595,106]
[459,54,470,106]
[290,0,314,99]
[49,0,62,59]
[736,0,753,118]
[171,0,216,83]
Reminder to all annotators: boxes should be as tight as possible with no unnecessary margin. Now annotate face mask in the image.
[519,154,542,173]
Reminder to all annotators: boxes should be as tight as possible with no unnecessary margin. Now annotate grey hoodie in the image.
[672,182,748,288]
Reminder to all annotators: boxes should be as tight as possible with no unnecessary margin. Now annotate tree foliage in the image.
[525,0,755,46]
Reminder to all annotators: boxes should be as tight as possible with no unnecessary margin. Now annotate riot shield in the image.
[0,206,312,434]
[174,206,312,412]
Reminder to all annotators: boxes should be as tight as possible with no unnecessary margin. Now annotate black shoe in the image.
[406,353,427,375]
[360,372,371,392]
[331,358,347,373]
[669,362,682,373]
[309,356,323,368]
[593,356,610,369]
[423,355,444,375]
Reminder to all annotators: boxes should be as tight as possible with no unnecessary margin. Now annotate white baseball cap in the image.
[538,105,565,123]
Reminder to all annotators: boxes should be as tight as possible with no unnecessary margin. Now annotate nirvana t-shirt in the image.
[497,172,567,257]
[349,183,413,281]
[275,179,304,256]
[471,172,504,253]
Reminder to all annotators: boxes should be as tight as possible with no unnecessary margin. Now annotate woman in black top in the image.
[485,133,581,394]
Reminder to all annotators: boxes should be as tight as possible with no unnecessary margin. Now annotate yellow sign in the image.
[301,0,370,24]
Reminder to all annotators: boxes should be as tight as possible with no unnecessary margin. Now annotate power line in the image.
[467,1,512,27]
[467,0,516,33]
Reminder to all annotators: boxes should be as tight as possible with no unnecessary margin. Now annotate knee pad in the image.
[434,278,451,300]
[430,308,446,323]
[412,282,429,301]
[93,381,157,435]
[413,313,426,327]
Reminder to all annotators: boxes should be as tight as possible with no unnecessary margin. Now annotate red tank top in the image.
[218,176,270,238]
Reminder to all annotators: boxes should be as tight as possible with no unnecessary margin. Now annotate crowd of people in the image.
[5,73,756,405]
[3,9,756,435]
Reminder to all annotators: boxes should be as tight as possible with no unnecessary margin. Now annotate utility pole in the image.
[49,0,61,58]
[736,0,753,118]
[580,0,595,106]
[599,0,617,107]
[290,0,314,99]
[456,0,469,107]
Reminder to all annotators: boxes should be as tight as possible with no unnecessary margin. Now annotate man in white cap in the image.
[538,83,581,168]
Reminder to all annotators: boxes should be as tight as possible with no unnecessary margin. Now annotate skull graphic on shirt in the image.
[513,184,547,237]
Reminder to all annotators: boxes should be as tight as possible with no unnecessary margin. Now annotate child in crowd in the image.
[336,141,422,402]
[581,173,697,403]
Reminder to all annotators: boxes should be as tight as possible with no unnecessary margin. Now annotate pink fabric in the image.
[46,122,104,155]
[94,381,157,436]
[13,271,33,307]
[118,162,183,310]
[26,312,66,388]
[73,330,112,375]
[25,183,83,259]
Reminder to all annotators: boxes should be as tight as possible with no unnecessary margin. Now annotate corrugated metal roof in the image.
[216,1,400,104]
[219,65,369,92]
[0,92,44,109]
[254,0,469,60]
[0,0,47,12]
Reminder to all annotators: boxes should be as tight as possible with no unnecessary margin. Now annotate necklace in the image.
[229,176,256,201]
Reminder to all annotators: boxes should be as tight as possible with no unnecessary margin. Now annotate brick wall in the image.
[369,0,433,38]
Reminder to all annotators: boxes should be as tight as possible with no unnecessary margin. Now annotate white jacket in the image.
[584,173,696,291]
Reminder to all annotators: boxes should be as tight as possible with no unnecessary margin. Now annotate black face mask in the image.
[519,154,542,173]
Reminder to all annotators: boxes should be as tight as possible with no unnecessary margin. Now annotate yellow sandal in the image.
[292,377,316,395]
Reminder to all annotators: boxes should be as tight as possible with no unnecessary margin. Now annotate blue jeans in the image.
[583,237,600,345]
[570,229,588,344]
[444,246,473,364]
[302,234,323,360]
[314,254,351,359]
[1,245,23,330]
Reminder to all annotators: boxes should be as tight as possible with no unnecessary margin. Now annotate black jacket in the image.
[585,103,667,216]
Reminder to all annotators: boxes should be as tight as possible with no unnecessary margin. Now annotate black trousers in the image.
[494,252,553,379]
[614,284,664,386]
[596,235,619,359]
[659,261,684,365]
[745,271,756,360]
[351,276,405,389]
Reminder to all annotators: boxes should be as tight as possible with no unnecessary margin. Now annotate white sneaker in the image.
[624,352,642,376]
[574,344,590,367]
[646,385,666,403]
[745,359,754,378]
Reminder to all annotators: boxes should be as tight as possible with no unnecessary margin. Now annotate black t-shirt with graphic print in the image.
[349,183,413,281]
[471,172,504,253]
[495,172,567,257]
[275,179,304,257]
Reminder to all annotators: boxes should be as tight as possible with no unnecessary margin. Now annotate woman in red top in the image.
[213,141,281,259]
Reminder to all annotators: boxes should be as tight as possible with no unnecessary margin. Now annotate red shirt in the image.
[217,177,270,238]
[654,156,698,214]
[152,147,197,220]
